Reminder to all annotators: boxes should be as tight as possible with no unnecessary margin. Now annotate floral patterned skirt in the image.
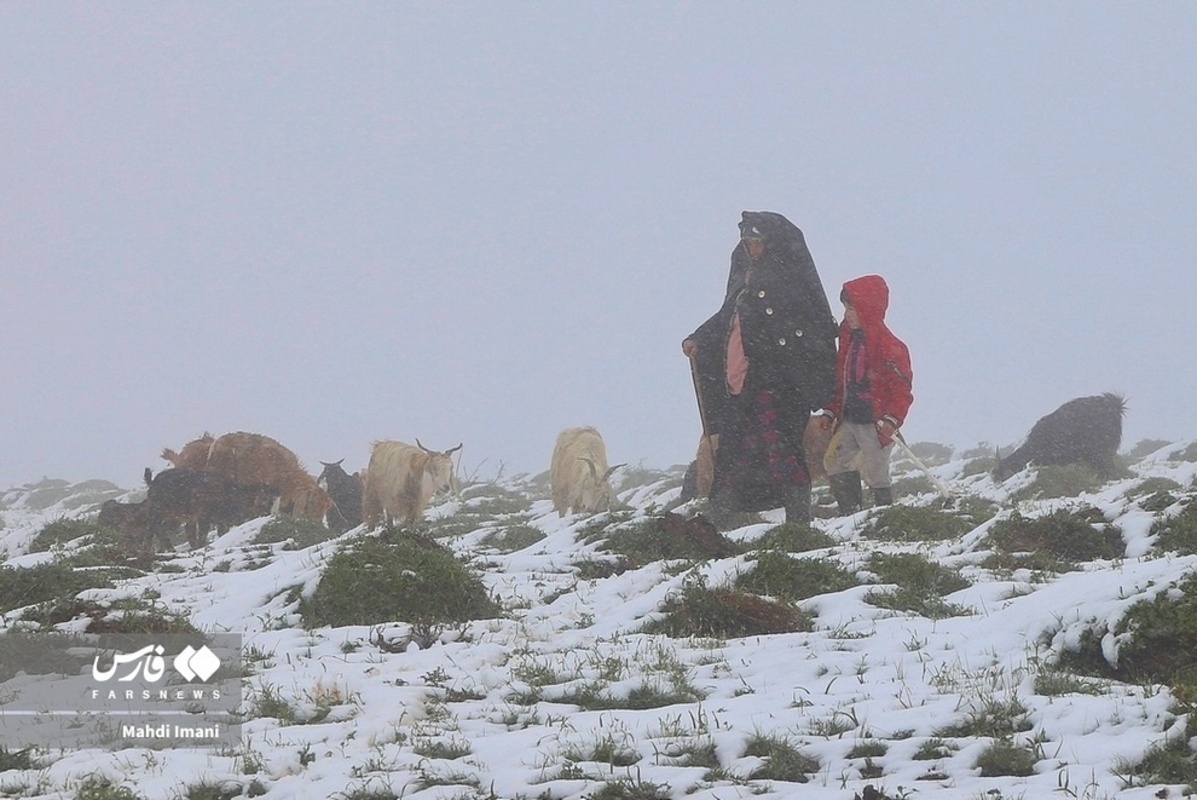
[711,387,810,513]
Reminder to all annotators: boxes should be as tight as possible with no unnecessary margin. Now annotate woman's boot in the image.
[784,483,812,526]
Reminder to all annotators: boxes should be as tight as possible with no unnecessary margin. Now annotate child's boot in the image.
[829,472,863,516]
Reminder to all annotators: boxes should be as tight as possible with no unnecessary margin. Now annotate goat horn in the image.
[580,456,598,480]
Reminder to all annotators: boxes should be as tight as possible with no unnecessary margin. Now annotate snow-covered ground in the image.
[2,441,1196,800]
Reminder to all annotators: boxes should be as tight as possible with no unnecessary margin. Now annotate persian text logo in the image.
[92,644,222,684]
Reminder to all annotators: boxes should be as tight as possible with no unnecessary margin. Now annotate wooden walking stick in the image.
[688,354,718,498]
[892,430,953,499]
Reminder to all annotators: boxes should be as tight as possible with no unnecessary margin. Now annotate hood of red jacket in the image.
[841,274,889,325]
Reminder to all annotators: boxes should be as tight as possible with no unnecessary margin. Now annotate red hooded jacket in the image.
[826,275,913,445]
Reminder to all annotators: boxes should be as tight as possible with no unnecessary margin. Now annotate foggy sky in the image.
[3,4,1194,490]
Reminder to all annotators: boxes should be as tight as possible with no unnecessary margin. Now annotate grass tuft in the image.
[734,551,859,601]
[1152,499,1197,555]
[742,731,819,783]
[643,577,811,638]
[864,552,971,618]
[1011,463,1126,500]
[982,508,1124,570]
[254,515,339,549]
[861,505,975,543]
[974,738,1039,777]
[300,531,500,628]
[478,523,546,553]
[752,522,837,552]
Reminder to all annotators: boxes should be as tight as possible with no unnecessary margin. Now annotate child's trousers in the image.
[824,421,894,489]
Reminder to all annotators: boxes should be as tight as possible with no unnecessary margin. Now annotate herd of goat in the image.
[95,391,1127,555]
[98,425,625,554]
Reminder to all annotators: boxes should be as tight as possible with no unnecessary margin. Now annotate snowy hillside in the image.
[2,441,1197,800]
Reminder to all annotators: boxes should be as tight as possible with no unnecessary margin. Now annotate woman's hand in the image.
[681,338,698,357]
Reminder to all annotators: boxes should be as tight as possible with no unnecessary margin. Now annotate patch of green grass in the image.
[1106,571,1197,686]
[979,549,1071,576]
[865,552,971,618]
[984,508,1125,564]
[1033,666,1107,696]
[562,736,642,767]
[642,577,811,638]
[478,523,545,553]
[975,738,1039,777]
[25,517,150,568]
[572,556,632,580]
[411,737,472,760]
[423,516,485,539]
[181,781,241,800]
[459,485,532,516]
[861,505,974,543]
[247,682,332,725]
[912,737,958,760]
[1172,442,1197,462]
[1152,499,1197,556]
[550,674,706,712]
[950,494,1002,519]
[0,745,36,771]
[742,731,819,783]
[0,562,116,616]
[1142,491,1184,513]
[28,517,98,553]
[734,551,860,601]
[587,517,739,565]
[63,526,152,569]
[867,552,970,596]
[1126,476,1183,500]
[657,739,720,768]
[847,740,888,758]
[1054,627,1116,681]
[960,455,997,478]
[75,776,144,800]
[587,777,672,800]
[623,678,707,710]
[336,783,400,800]
[81,597,200,635]
[575,510,636,539]
[300,531,501,628]
[752,522,836,553]
[935,696,1033,739]
[254,515,338,549]
[866,587,971,619]
[1115,734,1197,791]
[1126,438,1172,460]
[1012,463,1124,500]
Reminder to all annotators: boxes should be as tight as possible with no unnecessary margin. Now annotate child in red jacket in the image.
[816,274,913,514]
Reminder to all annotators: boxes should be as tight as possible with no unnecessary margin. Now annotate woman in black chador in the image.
[682,211,837,525]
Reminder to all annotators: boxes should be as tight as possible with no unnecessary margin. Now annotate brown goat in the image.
[163,431,331,521]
